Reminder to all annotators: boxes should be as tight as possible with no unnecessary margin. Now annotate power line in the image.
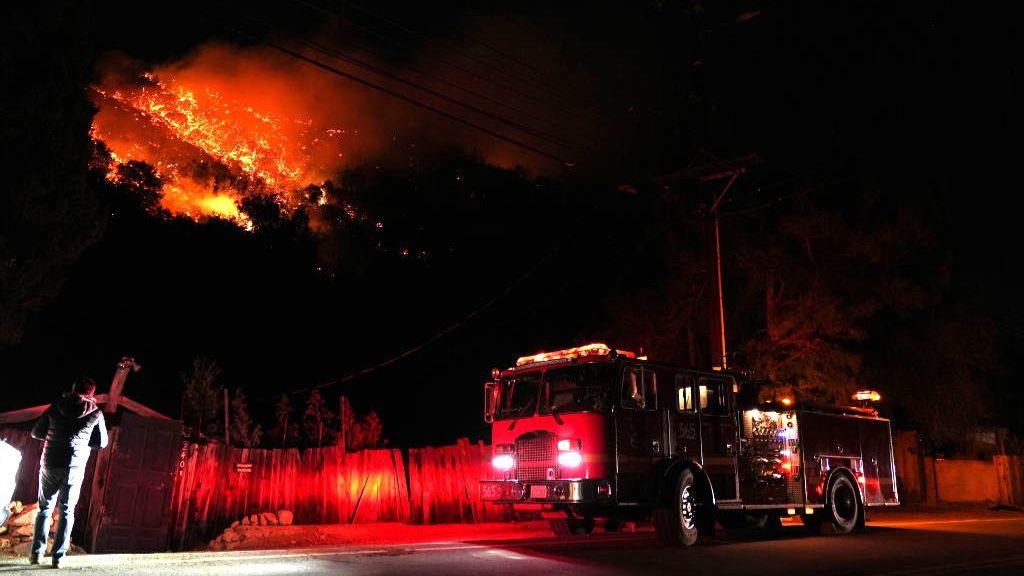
[286,0,597,125]
[278,223,583,397]
[239,15,581,153]
[718,177,851,218]
[267,8,564,135]
[218,23,577,166]
[328,0,573,101]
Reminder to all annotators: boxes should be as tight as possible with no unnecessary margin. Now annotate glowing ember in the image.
[90,67,346,226]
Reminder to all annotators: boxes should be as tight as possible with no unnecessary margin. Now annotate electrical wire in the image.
[268,8,563,133]
[276,223,584,397]
[328,0,573,100]
[239,15,581,152]
[217,22,577,166]
[287,0,597,124]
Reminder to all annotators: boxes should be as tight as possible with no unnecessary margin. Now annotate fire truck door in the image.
[698,376,740,501]
[614,365,662,503]
[670,373,701,458]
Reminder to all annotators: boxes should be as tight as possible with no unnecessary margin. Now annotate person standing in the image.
[29,379,108,568]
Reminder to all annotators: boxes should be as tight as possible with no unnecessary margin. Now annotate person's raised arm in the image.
[91,412,109,449]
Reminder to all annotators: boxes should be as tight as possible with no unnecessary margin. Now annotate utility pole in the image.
[661,153,759,370]
[710,174,738,370]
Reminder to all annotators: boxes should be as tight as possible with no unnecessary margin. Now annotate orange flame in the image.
[90,61,348,227]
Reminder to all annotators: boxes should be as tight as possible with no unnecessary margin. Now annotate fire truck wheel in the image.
[654,468,705,546]
[549,516,595,537]
[828,474,861,534]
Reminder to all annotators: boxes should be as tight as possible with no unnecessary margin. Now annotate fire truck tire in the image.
[549,516,595,537]
[827,473,861,534]
[654,468,706,546]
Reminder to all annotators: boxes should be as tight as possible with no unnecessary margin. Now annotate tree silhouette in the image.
[229,387,262,448]
[267,393,299,447]
[302,389,336,447]
[0,1,106,349]
[181,357,222,440]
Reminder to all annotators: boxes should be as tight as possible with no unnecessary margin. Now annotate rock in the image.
[13,524,34,537]
[230,520,240,528]
[278,510,293,526]
[249,514,260,526]
[260,512,278,526]
[222,530,241,544]
[9,501,24,516]
[10,507,38,527]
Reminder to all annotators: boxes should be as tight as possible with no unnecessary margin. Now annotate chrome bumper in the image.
[479,479,612,503]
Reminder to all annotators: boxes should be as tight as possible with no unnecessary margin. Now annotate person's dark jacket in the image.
[31,393,108,468]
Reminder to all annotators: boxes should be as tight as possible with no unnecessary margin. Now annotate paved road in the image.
[2,509,1023,575]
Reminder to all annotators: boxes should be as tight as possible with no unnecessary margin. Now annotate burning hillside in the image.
[89,46,373,226]
[88,40,555,228]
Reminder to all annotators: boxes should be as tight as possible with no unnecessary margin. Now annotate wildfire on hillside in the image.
[89,48,360,227]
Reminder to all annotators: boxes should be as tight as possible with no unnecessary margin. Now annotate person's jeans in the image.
[32,466,85,560]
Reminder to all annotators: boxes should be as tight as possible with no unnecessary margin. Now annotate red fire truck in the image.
[480,343,899,545]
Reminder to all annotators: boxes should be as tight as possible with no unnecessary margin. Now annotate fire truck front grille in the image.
[515,431,556,481]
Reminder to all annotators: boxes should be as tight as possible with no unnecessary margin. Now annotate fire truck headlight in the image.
[557,451,582,468]
[557,438,581,452]
[492,454,515,471]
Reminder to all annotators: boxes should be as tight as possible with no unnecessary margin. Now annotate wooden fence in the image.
[169,438,513,548]
[3,426,514,549]
[170,444,411,548]
[995,455,1024,508]
[407,439,512,524]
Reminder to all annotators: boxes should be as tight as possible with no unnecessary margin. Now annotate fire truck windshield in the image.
[497,364,612,419]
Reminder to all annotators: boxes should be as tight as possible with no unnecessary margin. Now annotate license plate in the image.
[530,485,548,499]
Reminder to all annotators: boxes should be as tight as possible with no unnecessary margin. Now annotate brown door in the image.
[91,413,182,553]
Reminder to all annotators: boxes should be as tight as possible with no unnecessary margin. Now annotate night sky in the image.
[1,1,1016,447]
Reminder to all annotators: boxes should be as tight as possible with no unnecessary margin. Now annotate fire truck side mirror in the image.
[484,381,500,423]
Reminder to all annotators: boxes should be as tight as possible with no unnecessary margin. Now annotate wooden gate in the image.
[88,413,182,553]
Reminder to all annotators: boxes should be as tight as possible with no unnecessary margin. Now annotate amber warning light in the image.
[852,390,882,402]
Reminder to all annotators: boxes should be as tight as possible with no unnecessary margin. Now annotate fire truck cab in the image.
[480,343,899,545]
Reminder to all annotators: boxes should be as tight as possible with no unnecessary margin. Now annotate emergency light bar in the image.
[515,343,637,367]
[852,390,881,402]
